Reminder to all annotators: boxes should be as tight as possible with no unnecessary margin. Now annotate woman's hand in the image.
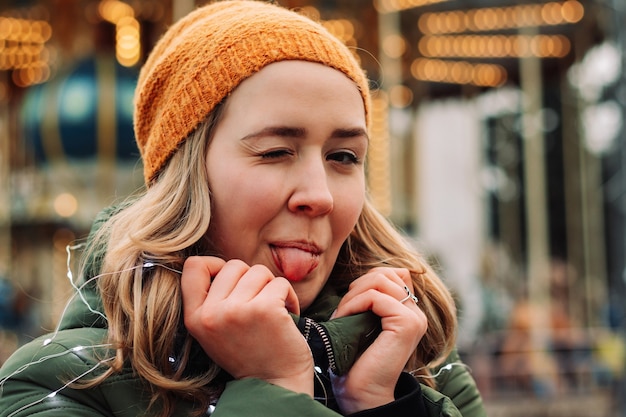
[330,267,427,414]
[181,256,314,396]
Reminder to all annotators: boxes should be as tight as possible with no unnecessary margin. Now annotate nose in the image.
[287,158,334,216]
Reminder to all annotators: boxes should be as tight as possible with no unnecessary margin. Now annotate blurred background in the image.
[0,0,624,415]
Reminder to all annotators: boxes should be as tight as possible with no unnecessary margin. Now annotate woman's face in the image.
[205,60,367,310]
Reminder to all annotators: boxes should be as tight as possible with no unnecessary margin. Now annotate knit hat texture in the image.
[134,0,371,183]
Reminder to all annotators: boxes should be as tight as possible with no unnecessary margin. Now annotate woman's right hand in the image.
[181,256,314,396]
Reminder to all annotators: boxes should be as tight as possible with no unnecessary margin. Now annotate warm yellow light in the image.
[116,46,140,66]
[12,18,25,42]
[117,43,138,57]
[419,34,570,58]
[418,1,584,34]
[418,14,433,34]
[298,6,321,22]
[513,36,529,57]
[14,64,45,86]
[542,2,560,24]
[389,84,413,108]
[114,15,140,67]
[0,18,11,40]
[323,19,355,44]
[411,57,507,87]
[54,193,78,218]
[383,34,407,58]
[117,15,139,29]
[374,0,452,13]
[0,14,51,86]
[519,4,537,26]
[340,19,355,40]
[99,0,134,24]
[0,19,53,43]
[449,61,472,84]
[368,92,392,216]
[483,8,498,30]
[562,0,584,22]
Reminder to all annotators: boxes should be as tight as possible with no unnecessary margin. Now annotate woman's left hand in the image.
[330,267,427,414]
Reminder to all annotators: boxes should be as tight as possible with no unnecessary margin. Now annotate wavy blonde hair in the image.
[83,101,456,416]
[336,203,457,375]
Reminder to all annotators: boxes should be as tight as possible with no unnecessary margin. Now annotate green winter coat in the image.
[0,207,486,417]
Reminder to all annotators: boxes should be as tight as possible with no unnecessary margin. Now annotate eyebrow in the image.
[241,126,369,141]
[242,126,305,140]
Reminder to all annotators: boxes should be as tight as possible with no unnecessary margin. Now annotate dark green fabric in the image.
[291,309,381,377]
[0,206,485,417]
[319,311,381,376]
[0,329,154,417]
[433,350,486,417]
[213,378,340,417]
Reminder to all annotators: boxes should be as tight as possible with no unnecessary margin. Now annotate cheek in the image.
[210,172,280,225]
[332,187,365,240]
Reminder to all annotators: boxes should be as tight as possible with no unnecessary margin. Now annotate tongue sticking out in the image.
[272,247,319,282]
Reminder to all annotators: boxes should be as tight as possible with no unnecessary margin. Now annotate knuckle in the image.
[226,259,248,269]
[271,276,291,289]
[405,319,426,341]
[183,255,202,268]
[248,263,274,278]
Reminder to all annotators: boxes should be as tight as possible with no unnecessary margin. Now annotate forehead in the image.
[224,60,366,116]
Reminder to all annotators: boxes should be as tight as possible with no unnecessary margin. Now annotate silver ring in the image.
[399,285,419,305]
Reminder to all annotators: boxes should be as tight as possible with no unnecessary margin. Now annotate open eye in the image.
[327,151,360,165]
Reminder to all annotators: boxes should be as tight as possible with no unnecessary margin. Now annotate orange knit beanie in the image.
[134,0,371,184]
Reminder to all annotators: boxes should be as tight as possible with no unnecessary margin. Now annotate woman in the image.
[0,1,485,416]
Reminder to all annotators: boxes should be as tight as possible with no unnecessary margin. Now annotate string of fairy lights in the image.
[0,244,466,415]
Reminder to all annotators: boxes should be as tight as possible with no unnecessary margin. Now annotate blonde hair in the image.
[338,203,457,374]
[82,106,225,416]
[83,102,456,416]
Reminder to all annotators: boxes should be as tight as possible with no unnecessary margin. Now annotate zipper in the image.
[311,321,337,375]
[302,317,313,341]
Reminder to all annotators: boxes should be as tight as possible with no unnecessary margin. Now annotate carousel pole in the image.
[0,70,10,282]
[611,0,626,413]
[519,23,551,354]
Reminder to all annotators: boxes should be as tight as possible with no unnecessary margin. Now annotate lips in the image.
[270,242,321,282]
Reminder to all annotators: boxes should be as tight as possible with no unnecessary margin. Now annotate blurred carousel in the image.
[0,1,158,349]
[7,54,142,340]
